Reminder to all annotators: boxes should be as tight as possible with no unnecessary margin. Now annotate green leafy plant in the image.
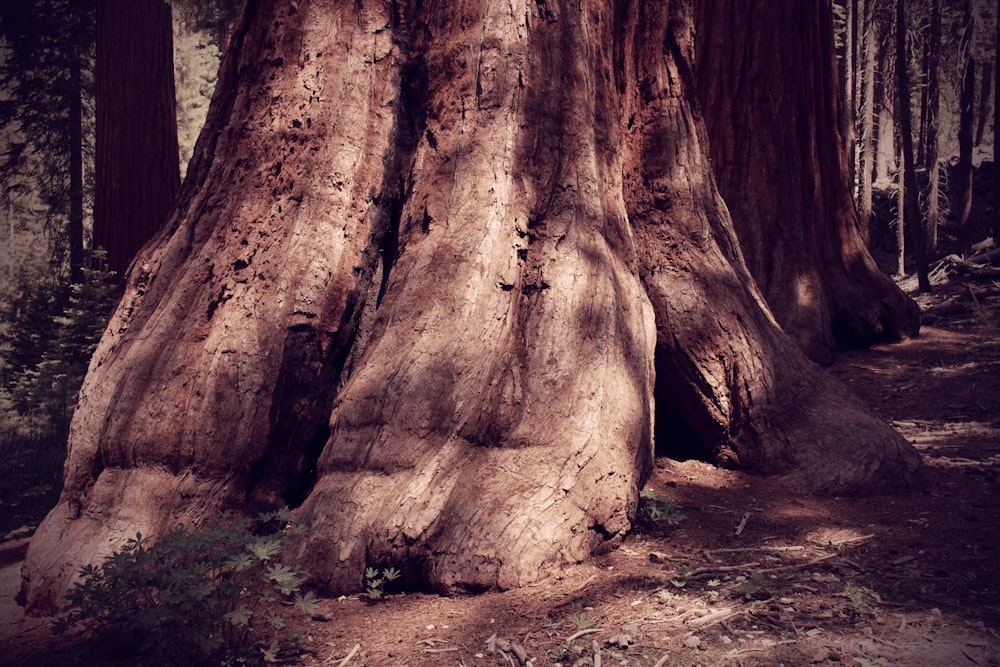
[566,612,600,631]
[54,508,317,666]
[837,583,881,622]
[636,489,685,534]
[364,566,401,598]
[735,572,772,601]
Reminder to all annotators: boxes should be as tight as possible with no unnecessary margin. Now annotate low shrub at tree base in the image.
[54,508,317,666]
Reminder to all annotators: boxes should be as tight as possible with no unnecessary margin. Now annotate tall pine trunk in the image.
[21,0,924,612]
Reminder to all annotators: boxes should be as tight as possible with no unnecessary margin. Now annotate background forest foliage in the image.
[0,0,997,537]
[0,0,239,537]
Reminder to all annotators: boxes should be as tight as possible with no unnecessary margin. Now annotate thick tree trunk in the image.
[695,0,919,365]
[20,0,924,612]
[94,0,181,281]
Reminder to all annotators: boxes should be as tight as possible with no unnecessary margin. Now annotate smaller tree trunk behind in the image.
[896,0,930,292]
[955,1,976,254]
[923,0,942,257]
[842,0,857,184]
[896,143,906,276]
[68,51,84,284]
[976,62,993,147]
[695,0,919,365]
[918,29,928,166]
[858,0,877,239]
[94,0,181,281]
[874,5,897,184]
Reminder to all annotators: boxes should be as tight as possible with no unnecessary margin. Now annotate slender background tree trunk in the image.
[859,0,878,239]
[924,0,942,257]
[68,51,84,284]
[94,0,181,281]
[895,0,929,292]
[956,0,976,254]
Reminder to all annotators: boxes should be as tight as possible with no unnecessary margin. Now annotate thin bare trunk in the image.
[842,0,857,184]
[994,0,1000,245]
[68,47,84,284]
[896,0,930,292]
[976,62,993,147]
[924,0,942,256]
[918,31,928,165]
[896,145,906,277]
[875,12,896,183]
[956,0,976,254]
[858,0,877,239]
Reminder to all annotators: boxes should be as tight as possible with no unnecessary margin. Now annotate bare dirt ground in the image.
[1,275,998,666]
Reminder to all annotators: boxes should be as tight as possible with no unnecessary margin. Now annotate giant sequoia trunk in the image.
[21,0,923,612]
[695,0,920,364]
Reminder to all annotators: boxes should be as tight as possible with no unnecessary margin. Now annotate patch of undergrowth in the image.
[0,418,65,538]
[836,582,882,622]
[364,566,401,599]
[635,488,685,535]
[54,508,317,666]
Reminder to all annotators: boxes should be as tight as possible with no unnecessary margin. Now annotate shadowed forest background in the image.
[0,0,999,665]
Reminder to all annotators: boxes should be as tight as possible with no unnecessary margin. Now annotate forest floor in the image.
[0,273,999,666]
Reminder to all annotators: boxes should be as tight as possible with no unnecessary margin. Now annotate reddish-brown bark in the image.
[20,0,923,612]
[694,0,919,364]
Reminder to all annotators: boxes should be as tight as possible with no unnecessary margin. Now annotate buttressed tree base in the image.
[21,0,923,613]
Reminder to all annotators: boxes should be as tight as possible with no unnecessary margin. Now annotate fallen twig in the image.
[735,512,750,536]
[722,639,798,658]
[755,551,839,574]
[333,643,360,667]
[830,533,874,547]
[565,627,604,643]
[651,650,673,667]
[685,561,762,579]
[707,545,805,555]
[688,607,737,628]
